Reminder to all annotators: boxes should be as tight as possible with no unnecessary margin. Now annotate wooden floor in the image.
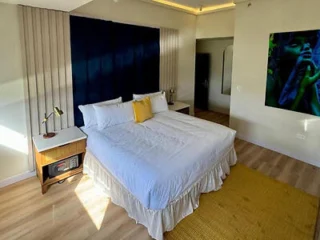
[194,109,230,127]
[1,110,319,240]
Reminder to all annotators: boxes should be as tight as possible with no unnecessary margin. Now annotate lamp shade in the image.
[54,107,64,116]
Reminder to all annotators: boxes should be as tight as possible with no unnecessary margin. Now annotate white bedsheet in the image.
[82,111,236,210]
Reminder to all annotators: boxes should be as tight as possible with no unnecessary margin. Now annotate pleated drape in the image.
[19,6,178,136]
[160,28,179,96]
[19,6,74,137]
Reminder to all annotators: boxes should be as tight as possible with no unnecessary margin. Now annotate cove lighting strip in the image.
[152,0,235,15]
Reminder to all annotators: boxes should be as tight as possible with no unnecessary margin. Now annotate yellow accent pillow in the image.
[132,97,153,123]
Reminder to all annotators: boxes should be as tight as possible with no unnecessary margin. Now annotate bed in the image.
[81,110,237,240]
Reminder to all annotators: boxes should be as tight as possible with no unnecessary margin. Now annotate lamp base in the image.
[43,132,56,139]
[168,102,174,105]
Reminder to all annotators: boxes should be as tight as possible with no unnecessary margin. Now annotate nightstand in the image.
[169,101,190,115]
[33,127,87,194]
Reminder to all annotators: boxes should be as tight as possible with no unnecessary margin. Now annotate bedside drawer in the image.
[41,140,86,166]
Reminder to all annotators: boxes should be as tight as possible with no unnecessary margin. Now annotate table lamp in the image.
[42,107,64,139]
[168,88,175,105]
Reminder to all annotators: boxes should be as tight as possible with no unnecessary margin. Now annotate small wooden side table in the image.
[32,127,87,194]
[169,101,190,115]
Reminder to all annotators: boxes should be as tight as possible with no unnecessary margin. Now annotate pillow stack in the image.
[78,91,168,130]
[94,101,134,130]
[78,97,122,128]
[133,91,168,114]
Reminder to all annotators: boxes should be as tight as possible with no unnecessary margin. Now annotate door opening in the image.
[194,53,210,111]
[195,38,234,115]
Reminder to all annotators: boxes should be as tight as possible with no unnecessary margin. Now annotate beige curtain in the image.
[160,28,179,96]
[19,6,74,138]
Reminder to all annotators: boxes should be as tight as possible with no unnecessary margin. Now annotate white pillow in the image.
[78,97,122,128]
[133,91,162,100]
[93,101,134,130]
[150,93,168,113]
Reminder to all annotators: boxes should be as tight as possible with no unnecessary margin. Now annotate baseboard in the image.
[236,133,320,168]
[0,171,36,189]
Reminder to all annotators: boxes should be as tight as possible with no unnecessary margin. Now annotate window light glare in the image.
[0,125,28,154]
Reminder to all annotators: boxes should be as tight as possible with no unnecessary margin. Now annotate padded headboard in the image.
[70,16,160,127]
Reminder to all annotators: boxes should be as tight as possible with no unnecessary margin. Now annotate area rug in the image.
[165,164,319,240]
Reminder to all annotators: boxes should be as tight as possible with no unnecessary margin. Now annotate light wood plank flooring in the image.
[0,110,319,240]
[194,109,230,127]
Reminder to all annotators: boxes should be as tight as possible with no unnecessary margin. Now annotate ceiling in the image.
[147,0,236,14]
[167,0,233,8]
[0,0,93,11]
[0,0,240,13]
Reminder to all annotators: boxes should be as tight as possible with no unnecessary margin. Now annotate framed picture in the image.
[265,29,320,116]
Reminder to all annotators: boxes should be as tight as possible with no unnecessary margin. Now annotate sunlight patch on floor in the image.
[66,175,77,183]
[74,176,110,230]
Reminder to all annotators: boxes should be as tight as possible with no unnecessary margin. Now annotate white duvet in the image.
[82,111,236,210]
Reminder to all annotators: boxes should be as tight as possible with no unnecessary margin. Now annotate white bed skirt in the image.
[83,147,237,240]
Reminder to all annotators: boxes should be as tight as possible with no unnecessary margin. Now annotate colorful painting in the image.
[265,30,320,116]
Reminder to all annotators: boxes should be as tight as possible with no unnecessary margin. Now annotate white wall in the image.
[196,9,235,39]
[0,3,30,181]
[197,38,233,114]
[72,0,197,113]
[230,0,320,167]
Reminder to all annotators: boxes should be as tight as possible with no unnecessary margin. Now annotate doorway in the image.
[194,38,234,114]
[195,53,210,110]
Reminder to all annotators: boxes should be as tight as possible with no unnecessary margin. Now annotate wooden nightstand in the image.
[33,127,87,194]
[169,101,190,115]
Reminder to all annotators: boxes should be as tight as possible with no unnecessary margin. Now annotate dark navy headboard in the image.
[70,16,160,127]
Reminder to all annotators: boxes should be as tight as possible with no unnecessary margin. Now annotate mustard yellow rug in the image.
[165,164,319,240]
